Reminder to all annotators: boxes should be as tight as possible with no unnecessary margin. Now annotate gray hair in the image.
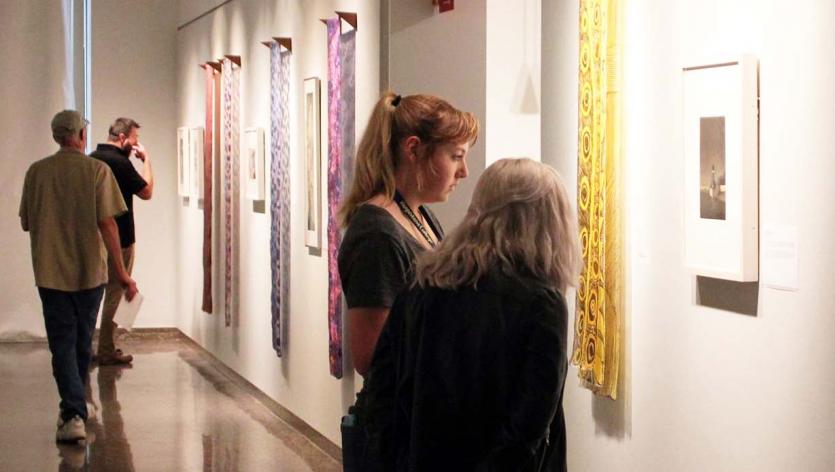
[108,117,140,140]
[415,158,581,293]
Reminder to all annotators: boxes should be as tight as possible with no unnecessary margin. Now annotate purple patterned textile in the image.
[339,30,356,190]
[326,18,343,378]
[269,43,291,357]
[222,58,240,328]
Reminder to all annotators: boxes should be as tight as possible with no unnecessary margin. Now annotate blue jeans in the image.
[38,285,105,422]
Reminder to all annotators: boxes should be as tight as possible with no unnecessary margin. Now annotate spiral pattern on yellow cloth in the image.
[571,0,622,400]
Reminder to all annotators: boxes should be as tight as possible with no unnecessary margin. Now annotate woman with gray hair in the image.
[357,158,581,472]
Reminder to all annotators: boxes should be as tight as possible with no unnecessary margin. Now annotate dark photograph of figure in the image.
[699,116,726,220]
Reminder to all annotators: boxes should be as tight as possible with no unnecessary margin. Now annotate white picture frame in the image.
[177,127,191,197]
[682,55,759,281]
[304,77,322,249]
[244,128,265,200]
[190,127,204,199]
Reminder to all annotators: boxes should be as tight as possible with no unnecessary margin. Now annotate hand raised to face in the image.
[132,142,147,161]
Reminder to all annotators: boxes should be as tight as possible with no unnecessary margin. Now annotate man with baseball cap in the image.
[19,109,139,443]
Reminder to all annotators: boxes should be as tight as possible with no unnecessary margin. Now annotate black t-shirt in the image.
[337,204,444,309]
[89,144,147,247]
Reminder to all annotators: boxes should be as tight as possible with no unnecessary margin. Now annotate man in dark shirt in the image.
[90,117,154,365]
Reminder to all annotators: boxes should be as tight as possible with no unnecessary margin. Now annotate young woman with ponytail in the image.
[337,91,479,377]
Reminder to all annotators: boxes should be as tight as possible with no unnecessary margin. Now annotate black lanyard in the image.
[394,190,438,248]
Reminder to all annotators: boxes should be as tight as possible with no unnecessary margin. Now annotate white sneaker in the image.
[56,415,86,443]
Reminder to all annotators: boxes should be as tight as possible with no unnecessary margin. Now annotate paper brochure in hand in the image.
[113,293,144,330]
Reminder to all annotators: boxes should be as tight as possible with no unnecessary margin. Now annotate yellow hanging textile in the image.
[571,0,622,400]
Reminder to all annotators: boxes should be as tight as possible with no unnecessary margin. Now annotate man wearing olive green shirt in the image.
[19,110,139,444]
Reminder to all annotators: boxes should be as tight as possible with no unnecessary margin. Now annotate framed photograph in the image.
[304,77,322,249]
[682,55,759,281]
[244,128,265,200]
[177,127,191,197]
[190,127,204,198]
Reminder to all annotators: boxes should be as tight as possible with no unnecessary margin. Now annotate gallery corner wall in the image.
[175,0,380,445]
[388,0,487,229]
[1,0,179,337]
[544,0,835,470]
[91,0,179,330]
[388,0,543,230]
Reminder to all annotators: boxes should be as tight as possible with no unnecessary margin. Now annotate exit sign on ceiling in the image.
[438,0,454,13]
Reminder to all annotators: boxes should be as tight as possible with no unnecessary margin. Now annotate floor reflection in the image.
[0,338,339,472]
[201,426,241,472]
[89,364,135,471]
[55,364,134,471]
[56,442,90,471]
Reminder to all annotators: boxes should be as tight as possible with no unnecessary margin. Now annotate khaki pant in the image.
[98,244,135,356]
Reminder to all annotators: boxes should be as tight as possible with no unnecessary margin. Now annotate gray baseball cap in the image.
[51,110,89,138]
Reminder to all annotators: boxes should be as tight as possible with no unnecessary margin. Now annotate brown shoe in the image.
[97,349,133,366]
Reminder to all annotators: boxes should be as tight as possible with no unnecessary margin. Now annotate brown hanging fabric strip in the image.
[201,65,215,313]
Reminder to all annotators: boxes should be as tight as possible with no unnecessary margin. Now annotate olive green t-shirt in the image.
[19,148,127,291]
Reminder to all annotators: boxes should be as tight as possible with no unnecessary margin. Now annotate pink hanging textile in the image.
[326,18,356,379]
[202,65,214,314]
[222,58,240,327]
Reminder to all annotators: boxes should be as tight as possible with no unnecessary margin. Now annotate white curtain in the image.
[0,0,81,339]
[61,0,78,108]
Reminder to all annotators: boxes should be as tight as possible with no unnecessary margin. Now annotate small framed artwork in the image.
[177,127,191,197]
[304,77,322,249]
[190,127,204,198]
[244,128,265,200]
[682,55,759,281]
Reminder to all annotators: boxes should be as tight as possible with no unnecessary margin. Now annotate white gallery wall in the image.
[0,1,179,338]
[485,0,541,167]
[91,0,179,329]
[175,0,380,445]
[0,2,78,339]
[388,0,543,229]
[388,0,487,229]
[543,0,835,470]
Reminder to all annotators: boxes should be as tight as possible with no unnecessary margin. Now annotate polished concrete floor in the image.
[0,336,341,471]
